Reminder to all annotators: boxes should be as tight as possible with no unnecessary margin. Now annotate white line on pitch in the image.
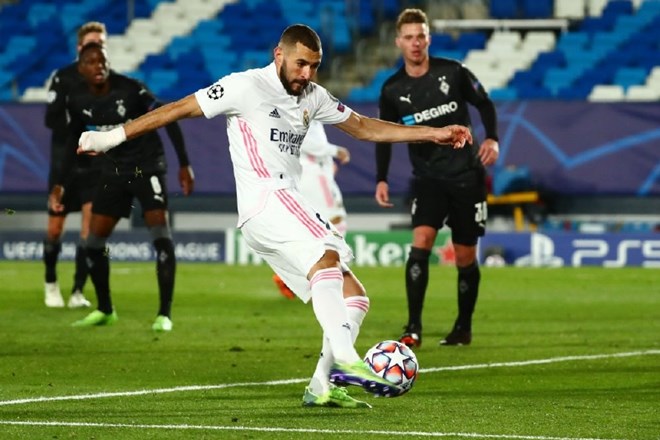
[0,420,632,440]
[0,349,657,408]
[420,349,660,373]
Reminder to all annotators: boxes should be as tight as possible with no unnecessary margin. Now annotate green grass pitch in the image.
[0,261,658,439]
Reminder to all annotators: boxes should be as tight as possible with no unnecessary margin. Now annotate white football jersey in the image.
[194,63,351,226]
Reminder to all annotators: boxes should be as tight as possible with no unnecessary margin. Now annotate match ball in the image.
[363,340,419,396]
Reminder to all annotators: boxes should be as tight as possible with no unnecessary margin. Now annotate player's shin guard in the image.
[310,268,359,364]
[153,237,175,318]
[86,244,113,314]
[456,262,480,331]
[43,239,61,283]
[73,240,89,292]
[405,247,430,328]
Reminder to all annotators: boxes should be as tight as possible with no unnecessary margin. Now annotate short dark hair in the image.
[396,8,429,32]
[78,42,105,61]
[279,24,322,52]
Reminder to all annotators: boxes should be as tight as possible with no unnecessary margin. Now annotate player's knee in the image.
[412,227,437,249]
[453,243,477,267]
[86,233,107,250]
[47,219,65,239]
[148,224,172,241]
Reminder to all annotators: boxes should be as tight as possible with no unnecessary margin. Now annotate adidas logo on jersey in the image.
[269,108,280,118]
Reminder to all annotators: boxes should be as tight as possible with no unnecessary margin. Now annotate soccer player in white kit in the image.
[77,24,472,408]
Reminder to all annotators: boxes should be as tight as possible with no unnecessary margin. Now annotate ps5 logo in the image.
[514,233,660,267]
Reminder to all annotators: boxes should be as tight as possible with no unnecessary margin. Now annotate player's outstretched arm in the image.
[334,111,472,149]
[78,94,204,154]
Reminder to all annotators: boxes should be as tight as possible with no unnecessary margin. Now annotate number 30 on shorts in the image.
[474,201,487,224]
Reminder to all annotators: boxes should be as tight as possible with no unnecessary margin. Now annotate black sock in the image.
[87,246,112,313]
[73,243,89,293]
[405,247,430,330]
[43,239,61,283]
[154,238,176,318]
[455,262,480,332]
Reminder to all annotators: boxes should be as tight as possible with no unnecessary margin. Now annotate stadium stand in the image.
[3,0,359,102]
[0,0,658,103]
[346,0,660,102]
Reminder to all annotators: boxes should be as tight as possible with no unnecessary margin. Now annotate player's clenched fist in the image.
[77,126,127,154]
[438,124,472,149]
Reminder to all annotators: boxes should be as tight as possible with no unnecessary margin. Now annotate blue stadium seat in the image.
[556,33,589,52]
[556,84,591,100]
[141,54,173,72]
[591,31,632,50]
[543,67,582,95]
[580,16,617,33]
[489,87,518,100]
[168,37,197,60]
[148,69,179,95]
[490,0,519,18]
[355,0,376,35]
[241,50,272,70]
[601,0,634,18]
[378,0,401,19]
[0,70,13,89]
[534,51,567,70]
[521,0,552,18]
[27,3,58,28]
[346,86,380,103]
[613,67,648,90]
[430,33,454,50]
[638,0,660,16]
[517,84,552,99]
[0,87,13,101]
[455,32,486,51]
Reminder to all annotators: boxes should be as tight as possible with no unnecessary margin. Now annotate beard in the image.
[278,61,308,96]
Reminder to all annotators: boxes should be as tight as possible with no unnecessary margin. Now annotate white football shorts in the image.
[240,187,353,303]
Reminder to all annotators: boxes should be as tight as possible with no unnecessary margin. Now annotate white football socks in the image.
[309,273,371,395]
[310,268,359,364]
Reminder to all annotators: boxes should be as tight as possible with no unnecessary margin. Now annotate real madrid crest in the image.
[116,99,126,117]
[302,109,310,128]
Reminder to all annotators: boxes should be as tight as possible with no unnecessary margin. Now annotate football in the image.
[363,340,419,396]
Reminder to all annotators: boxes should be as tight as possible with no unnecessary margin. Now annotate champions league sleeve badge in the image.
[326,90,346,113]
[207,83,224,100]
